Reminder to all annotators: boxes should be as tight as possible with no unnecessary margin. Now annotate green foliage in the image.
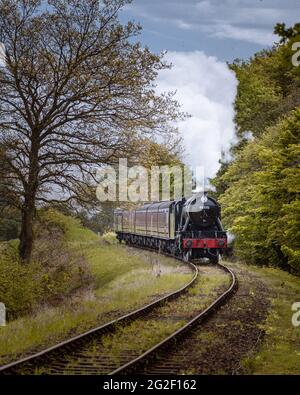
[77,205,115,235]
[38,208,98,242]
[274,22,300,43]
[101,231,118,245]
[229,25,300,142]
[220,109,300,271]
[38,209,81,235]
[0,245,43,319]
[213,24,300,272]
[230,54,282,139]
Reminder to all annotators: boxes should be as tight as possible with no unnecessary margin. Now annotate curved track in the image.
[0,248,237,375]
[111,261,237,375]
[0,256,197,375]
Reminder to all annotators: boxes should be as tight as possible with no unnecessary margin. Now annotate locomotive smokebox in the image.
[183,194,221,228]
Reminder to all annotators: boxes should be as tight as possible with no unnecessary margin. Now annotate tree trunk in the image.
[19,135,39,263]
[19,195,35,263]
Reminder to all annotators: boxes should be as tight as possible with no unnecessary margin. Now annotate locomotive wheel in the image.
[183,250,192,262]
[158,241,162,254]
[210,252,220,264]
[170,245,176,256]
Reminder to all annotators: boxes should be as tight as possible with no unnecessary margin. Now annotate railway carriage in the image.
[114,194,227,263]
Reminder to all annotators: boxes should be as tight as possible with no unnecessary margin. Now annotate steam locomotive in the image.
[114,194,227,263]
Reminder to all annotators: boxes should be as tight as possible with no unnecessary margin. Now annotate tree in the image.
[67,138,185,233]
[213,24,300,272]
[229,23,300,146]
[219,109,300,272]
[274,22,300,43]
[0,0,185,262]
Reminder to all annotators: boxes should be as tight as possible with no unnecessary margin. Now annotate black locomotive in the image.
[114,193,227,263]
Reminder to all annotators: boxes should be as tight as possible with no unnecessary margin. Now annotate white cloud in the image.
[156,51,237,178]
[173,21,276,46]
[211,24,276,46]
[195,1,215,14]
[176,20,193,30]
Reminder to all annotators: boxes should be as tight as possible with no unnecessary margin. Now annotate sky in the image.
[120,0,300,177]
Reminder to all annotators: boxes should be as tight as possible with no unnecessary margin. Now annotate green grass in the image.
[241,265,300,374]
[176,262,300,375]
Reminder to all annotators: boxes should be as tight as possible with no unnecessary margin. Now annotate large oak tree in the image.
[0,0,184,262]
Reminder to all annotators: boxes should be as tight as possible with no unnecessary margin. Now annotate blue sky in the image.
[120,0,299,61]
[118,0,300,177]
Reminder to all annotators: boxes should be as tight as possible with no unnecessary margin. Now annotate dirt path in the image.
[141,261,272,375]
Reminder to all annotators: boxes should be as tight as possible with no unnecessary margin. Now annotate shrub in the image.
[101,232,118,245]
[0,245,43,319]
[0,210,93,320]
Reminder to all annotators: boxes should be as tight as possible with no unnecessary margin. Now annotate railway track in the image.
[112,260,237,375]
[0,248,237,375]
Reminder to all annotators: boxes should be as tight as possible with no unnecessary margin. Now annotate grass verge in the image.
[240,264,300,374]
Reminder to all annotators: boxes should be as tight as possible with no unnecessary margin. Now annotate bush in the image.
[0,210,93,320]
[32,212,93,303]
[38,208,82,235]
[101,231,118,245]
[0,245,43,319]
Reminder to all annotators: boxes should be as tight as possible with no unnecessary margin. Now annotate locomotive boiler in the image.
[114,193,227,263]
